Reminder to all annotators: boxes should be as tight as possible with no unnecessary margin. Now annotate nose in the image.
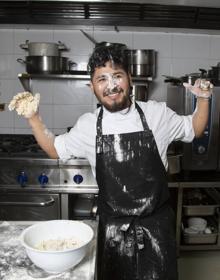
[107,77,116,90]
[111,86,119,93]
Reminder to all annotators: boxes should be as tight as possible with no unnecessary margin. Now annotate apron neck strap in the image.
[96,102,150,139]
[97,106,104,138]
[135,102,150,131]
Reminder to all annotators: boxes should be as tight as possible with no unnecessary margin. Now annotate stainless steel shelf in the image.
[18,73,90,80]
[18,72,153,92]
[180,244,220,251]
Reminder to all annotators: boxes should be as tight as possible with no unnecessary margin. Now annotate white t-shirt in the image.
[54,101,194,175]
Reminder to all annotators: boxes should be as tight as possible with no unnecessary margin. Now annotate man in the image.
[9,44,212,279]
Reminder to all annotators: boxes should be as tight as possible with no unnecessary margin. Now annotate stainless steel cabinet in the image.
[0,193,60,221]
[172,182,220,254]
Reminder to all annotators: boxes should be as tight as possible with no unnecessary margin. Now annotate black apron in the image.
[95,102,178,280]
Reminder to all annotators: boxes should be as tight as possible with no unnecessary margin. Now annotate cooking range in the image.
[0,134,98,221]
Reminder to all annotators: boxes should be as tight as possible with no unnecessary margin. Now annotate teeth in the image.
[105,92,119,96]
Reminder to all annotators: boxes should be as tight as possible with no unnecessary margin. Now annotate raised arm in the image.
[8,91,58,159]
[28,113,58,159]
[183,79,213,138]
[192,97,209,137]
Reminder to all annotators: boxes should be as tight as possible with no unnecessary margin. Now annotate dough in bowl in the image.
[35,237,82,251]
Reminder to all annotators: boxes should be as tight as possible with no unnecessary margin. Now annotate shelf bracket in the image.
[18,73,32,92]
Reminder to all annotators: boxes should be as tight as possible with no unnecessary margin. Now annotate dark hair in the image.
[87,42,129,79]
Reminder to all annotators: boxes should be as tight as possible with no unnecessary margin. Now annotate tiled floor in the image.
[178,251,220,280]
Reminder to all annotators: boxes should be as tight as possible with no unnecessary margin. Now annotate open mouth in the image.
[103,87,123,97]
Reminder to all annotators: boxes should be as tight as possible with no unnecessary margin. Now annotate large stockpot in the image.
[20,41,68,56]
[126,49,156,77]
[17,56,76,74]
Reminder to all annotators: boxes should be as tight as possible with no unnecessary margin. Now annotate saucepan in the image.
[20,40,68,56]
[163,69,208,86]
[17,56,76,74]
[126,49,156,77]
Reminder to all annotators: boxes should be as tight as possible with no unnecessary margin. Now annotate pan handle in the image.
[0,197,55,207]
[80,29,97,45]
[57,41,69,51]
[68,60,78,71]
[17,58,27,64]
[19,40,29,49]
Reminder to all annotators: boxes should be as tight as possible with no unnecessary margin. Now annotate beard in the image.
[95,86,132,112]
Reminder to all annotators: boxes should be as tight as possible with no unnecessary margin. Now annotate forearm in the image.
[28,114,59,159]
[192,97,210,138]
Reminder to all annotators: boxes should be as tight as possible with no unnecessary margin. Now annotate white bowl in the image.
[187,217,207,232]
[20,220,94,274]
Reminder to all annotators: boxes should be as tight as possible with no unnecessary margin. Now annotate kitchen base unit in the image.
[173,180,220,255]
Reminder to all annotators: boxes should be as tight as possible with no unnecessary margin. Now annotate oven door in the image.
[0,193,60,221]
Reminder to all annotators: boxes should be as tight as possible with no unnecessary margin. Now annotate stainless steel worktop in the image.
[0,220,98,280]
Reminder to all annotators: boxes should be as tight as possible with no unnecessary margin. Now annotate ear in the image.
[89,81,94,93]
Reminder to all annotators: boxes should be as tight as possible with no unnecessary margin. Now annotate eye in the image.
[114,74,124,80]
[97,77,106,83]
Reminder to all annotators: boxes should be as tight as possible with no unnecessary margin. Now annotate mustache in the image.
[103,86,123,97]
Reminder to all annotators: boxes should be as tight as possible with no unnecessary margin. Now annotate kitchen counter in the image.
[168,170,220,184]
[0,220,98,280]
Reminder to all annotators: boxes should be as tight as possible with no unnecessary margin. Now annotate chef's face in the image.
[90,61,132,112]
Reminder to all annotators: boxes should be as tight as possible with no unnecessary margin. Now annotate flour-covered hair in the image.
[87,42,129,79]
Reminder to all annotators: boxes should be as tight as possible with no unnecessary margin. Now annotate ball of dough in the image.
[8,91,40,118]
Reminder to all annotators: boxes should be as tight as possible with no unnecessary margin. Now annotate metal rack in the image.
[18,72,153,92]
[172,181,220,254]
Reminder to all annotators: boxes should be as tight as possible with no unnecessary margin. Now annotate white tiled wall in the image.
[0,26,220,134]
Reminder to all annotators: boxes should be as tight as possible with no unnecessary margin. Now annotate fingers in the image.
[183,79,213,99]
[183,82,192,89]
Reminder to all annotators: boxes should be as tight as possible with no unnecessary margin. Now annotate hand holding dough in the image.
[8,91,40,118]
[183,79,214,99]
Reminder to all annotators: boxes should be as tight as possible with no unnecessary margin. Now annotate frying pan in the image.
[80,30,127,49]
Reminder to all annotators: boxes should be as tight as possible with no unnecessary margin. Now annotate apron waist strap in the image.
[119,218,144,250]
[116,202,171,250]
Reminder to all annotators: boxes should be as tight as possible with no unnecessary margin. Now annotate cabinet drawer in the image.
[182,205,218,216]
[183,233,218,244]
